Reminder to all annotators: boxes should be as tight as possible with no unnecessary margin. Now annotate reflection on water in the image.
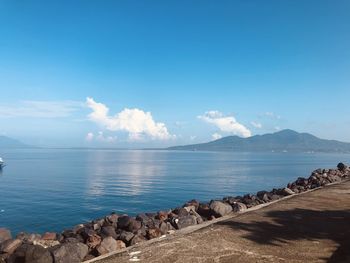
[0,148,349,234]
[86,150,161,197]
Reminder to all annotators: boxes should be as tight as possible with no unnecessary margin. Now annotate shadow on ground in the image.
[218,208,350,263]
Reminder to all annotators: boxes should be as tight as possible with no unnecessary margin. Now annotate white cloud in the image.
[85,132,94,141]
[86,97,174,141]
[251,121,262,129]
[96,131,117,142]
[190,135,197,141]
[85,131,117,143]
[0,100,82,118]
[198,110,251,138]
[275,126,281,131]
[262,112,281,120]
[212,133,222,140]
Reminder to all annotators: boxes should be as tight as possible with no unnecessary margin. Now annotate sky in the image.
[0,0,349,147]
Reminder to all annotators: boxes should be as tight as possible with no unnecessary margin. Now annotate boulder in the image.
[80,228,96,240]
[86,234,101,250]
[337,162,347,171]
[233,202,247,212]
[0,228,12,243]
[159,221,168,235]
[25,245,53,263]
[127,218,142,233]
[257,191,270,202]
[197,203,212,218]
[32,239,60,249]
[117,215,131,230]
[173,215,197,229]
[223,196,242,205]
[8,244,53,263]
[242,195,258,207]
[183,199,199,210]
[42,232,57,241]
[146,228,162,239]
[72,224,84,234]
[282,188,295,196]
[136,213,155,228]
[183,205,196,213]
[104,213,119,226]
[172,207,189,217]
[129,234,146,246]
[96,237,125,255]
[119,231,134,245]
[51,242,88,263]
[101,226,118,239]
[295,177,308,186]
[157,211,168,221]
[16,232,41,244]
[62,229,75,239]
[209,200,232,217]
[0,239,22,254]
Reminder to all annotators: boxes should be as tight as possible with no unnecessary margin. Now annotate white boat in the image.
[0,158,4,169]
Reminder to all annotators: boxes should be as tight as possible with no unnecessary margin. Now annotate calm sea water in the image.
[0,148,349,234]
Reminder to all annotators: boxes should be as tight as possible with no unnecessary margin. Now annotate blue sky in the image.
[0,1,349,147]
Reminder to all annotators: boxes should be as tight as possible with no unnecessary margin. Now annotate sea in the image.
[0,148,348,234]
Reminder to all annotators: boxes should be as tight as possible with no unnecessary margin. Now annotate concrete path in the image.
[96,181,350,263]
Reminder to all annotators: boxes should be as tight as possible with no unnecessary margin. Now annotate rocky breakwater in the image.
[1,162,349,263]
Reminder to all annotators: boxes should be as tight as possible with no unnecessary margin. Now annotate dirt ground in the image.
[94,180,350,263]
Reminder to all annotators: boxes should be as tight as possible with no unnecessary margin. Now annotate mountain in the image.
[168,129,350,153]
[0,136,29,148]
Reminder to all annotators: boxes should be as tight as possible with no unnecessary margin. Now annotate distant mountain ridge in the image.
[0,136,29,148]
[168,129,350,153]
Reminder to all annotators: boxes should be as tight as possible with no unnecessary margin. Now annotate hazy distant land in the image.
[168,129,350,153]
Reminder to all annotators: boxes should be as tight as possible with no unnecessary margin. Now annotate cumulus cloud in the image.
[85,132,94,141]
[212,133,222,140]
[85,131,117,143]
[198,111,251,138]
[251,121,262,129]
[86,97,174,141]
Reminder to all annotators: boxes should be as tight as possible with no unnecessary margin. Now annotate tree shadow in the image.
[218,208,350,262]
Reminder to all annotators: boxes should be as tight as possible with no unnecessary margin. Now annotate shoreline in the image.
[0,162,349,262]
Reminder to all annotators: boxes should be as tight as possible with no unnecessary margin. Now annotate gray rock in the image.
[127,218,142,233]
[173,207,189,217]
[105,213,119,226]
[8,244,53,263]
[282,187,295,196]
[209,200,233,217]
[117,215,131,230]
[119,231,134,244]
[129,234,146,246]
[25,245,53,263]
[337,162,347,171]
[159,221,168,234]
[174,215,197,229]
[86,234,101,250]
[101,226,118,239]
[52,242,88,263]
[233,202,247,212]
[0,228,12,243]
[0,239,22,254]
[96,237,126,255]
[146,228,162,239]
[197,203,211,218]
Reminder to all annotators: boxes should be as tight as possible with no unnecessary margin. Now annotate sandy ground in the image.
[94,180,350,263]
